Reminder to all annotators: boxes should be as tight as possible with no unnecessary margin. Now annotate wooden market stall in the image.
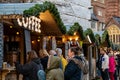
[0,2,66,80]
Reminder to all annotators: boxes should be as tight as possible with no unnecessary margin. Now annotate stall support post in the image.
[0,23,3,68]
[89,45,93,80]
[24,30,31,63]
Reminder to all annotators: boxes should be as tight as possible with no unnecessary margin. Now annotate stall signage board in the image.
[17,16,41,33]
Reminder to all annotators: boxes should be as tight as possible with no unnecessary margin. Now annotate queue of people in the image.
[97,47,120,80]
[12,46,89,80]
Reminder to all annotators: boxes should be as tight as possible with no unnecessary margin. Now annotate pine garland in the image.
[67,22,85,40]
[23,1,66,34]
[95,34,101,46]
[84,28,95,43]
[101,30,111,47]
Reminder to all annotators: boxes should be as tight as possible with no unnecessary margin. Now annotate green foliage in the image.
[84,28,95,43]
[101,30,111,47]
[23,1,66,34]
[95,34,101,46]
[67,22,85,40]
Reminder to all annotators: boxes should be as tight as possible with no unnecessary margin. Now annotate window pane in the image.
[98,11,102,16]
[119,35,120,42]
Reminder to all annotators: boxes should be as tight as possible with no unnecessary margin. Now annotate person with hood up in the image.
[46,54,64,80]
[13,50,43,80]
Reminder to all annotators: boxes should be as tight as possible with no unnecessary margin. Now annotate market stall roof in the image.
[39,10,63,36]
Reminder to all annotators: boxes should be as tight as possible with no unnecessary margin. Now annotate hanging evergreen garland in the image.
[23,1,66,34]
[95,34,101,46]
[101,30,111,47]
[67,22,85,40]
[84,28,96,43]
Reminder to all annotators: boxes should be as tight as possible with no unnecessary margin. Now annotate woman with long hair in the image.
[39,49,49,71]
[64,46,84,80]
[13,50,43,80]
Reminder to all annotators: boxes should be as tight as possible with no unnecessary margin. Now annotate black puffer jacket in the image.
[15,58,43,80]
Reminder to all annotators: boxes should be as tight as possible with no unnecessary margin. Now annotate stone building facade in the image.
[91,0,106,31]
[92,0,120,27]
[92,0,120,23]
[105,16,120,45]
[92,0,120,45]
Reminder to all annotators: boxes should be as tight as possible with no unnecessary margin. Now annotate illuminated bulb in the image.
[10,26,13,28]
[17,18,22,26]
[75,37,78,41]
[38,30,41,33]
[32,41,35,44]
[37,39,40,42]
[38,19,41,22]
[69,38,72,41]
[74,32,77,35]
[16,32,19,35]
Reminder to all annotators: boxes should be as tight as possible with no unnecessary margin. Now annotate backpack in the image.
[71,58,89,74]
[37,69,46,80]
[36,63,46,80]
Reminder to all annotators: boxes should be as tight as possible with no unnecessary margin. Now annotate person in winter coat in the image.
[39,49,49,71]
[56,48,68,71]
[13,50,43,80]
[100,47,109,80]
[64,46,83,80]
[46,55,64,80]
[108,50,116,80]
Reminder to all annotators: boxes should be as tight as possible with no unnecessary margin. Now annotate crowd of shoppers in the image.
[97,47,120,80]
[12,46,89,80]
